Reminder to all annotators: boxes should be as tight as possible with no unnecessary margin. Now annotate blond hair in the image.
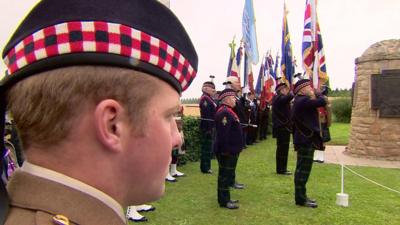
[7,66,162,149]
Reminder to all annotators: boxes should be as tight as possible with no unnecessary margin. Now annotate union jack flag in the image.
[302,0,328,89]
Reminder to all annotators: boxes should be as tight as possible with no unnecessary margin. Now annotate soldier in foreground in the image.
[0,0,198,224]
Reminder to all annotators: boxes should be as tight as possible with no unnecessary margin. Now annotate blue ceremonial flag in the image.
[242,0,259,64]
[280,2,294,88]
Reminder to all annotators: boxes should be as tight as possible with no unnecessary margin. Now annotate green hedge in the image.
[180,116,201,165]
[331,97,352,123]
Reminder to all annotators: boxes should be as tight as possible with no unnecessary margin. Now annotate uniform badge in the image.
[222,117,227,126]
[203,101,208,107]
[53,215,70,225]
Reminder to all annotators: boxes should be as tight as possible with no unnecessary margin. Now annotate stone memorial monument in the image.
[347,39,400,160]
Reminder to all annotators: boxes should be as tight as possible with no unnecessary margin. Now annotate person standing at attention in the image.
[214,88,244,210]
[199,81,217,174]
[272,82,294,175]
[292,79,327,208]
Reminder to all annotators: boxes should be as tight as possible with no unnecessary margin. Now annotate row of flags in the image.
[226,0,329,102]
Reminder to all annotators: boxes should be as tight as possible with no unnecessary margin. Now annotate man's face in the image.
[122,79,181,204]
[231,80,241,92]
[225,95,236,108]
[300,85,313,96]
[204,87,215,96]
[281,87,289,95]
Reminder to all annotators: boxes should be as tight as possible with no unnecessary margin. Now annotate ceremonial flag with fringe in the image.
[302,0,328,89]
[242,0,259,64]
[280,2,294,88]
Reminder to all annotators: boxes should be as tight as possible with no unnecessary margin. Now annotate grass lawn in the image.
[327,122,350,146]
[130,134,400,225]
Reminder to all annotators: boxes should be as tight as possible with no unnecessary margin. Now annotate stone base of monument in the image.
[336,193,349,207]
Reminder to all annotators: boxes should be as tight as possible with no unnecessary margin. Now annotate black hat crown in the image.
[2,0,198,93]
[218,88,236,101]
[293,79,311,95]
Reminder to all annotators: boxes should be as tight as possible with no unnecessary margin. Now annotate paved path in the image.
[324,145,400,169]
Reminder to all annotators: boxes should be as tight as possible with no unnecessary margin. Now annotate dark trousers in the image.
[171,149,179,164]
[230,154,239,186]
[275,128,291,173]
[259,113,269,140]
[200,131,213,173]
[247,126,258,145]
[216,153,237,205]
[294,144,315,204]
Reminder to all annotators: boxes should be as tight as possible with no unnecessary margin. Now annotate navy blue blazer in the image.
[292,94,327,146]
[214,105,244,155]
[199,93,217,132]
[272,93,294,129]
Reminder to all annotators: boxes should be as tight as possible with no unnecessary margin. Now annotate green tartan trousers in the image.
[200,131,214,173]
[275,128,291,173]
[294,144,315,204]
[216,153,237,206]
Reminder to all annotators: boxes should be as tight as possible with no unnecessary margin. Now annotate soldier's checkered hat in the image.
[1,0,198,93]
[218,88,236,101]
[293,79,311,95]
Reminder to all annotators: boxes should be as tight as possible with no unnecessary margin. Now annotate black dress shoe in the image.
[229,199,239,204]
[277,171,292,175]
[306,198,317,203]
[296,200,318,208]
[231,183,245,189]
[202,169,213,174]
[220,202,239,209]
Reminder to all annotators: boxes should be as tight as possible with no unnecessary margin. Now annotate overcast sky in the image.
[1,0,399,98]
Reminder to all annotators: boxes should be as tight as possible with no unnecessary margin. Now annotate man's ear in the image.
[94,99,127,152]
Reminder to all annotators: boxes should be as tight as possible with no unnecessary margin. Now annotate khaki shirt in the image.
[5,165,126,225]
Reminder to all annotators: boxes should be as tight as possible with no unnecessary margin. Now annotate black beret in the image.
[202,81,215,89]
[1,0,198,93]
[293,79,311,95]
[275,82,287,93]
[218,88,236,101]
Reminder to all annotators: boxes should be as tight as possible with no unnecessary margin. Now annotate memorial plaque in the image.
[379,73,400,117]
[370,75,380,109]
[371,70,400,117]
